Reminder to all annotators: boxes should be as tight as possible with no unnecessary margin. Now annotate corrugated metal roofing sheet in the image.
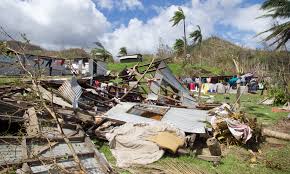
[58,77,82,107]
[148,61,196,108]
[105,102,208,133]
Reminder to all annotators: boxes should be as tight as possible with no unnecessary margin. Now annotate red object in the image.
[60,59,65,65]
[189,82,195,90]
[272,107,290,113]
[94,80,100,87]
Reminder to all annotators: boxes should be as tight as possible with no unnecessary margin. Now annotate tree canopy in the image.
[189,25,202,46]
[173,38,184,56]
[119,47,127,56]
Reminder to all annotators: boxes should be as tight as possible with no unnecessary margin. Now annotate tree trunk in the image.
[263,128,290,141]
[236,74,241,109]
[198,76,202,103]
[183,19,187,63]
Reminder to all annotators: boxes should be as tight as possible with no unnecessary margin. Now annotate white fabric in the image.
[226,119,252,143]
[105,123,185,168]
[209,104,252,143]
[216,83,226,94]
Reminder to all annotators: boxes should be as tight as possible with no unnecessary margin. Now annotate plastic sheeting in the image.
[105,123,185,168]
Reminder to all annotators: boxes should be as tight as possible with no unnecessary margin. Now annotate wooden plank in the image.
[21,137,28,159]
[34,85,72,108]
[197,155,221,162]
[24,107,40,136]
[84,137,112,173]
[0,152,95,168]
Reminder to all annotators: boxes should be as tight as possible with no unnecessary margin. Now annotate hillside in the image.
[2,40,90,59]
[183,36,289,76]
[2,37,289,77]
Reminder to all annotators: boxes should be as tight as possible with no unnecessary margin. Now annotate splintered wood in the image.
[24,107,40,136]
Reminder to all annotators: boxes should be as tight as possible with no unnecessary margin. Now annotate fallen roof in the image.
[148,61,197,108]
[104,102,209,134]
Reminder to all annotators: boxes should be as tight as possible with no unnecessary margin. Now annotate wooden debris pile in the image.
[208,103,261,146]
[0,84,114,173]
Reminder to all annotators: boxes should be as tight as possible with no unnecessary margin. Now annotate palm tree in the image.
[170,7,187,60]
[91,42,113,62]
[119,47,127,56]
[173,39,184,57]
[189,25,202,45]
[189,25,203,65]
[259,0,290,49]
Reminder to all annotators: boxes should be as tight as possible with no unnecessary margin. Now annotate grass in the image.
[106,51,234,77]
[97,140,290,174]
[0,77,20,85]
[107,61,233,77]
[213,93,288,125]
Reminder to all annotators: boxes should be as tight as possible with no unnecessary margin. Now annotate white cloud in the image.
[101,5,185,55]
[101,0,273,56]
[118,0,143,10]
[221,4,271,33]
[0,0,110,50]
[0,0,274,56]
[95,0,113,10]
[95,0,143,10]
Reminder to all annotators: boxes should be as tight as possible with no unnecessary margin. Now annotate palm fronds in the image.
[189,25,202,45]
[173,38,184,56]
[119,47,127,56]
[169,7,185,27]
[258,0,290,49]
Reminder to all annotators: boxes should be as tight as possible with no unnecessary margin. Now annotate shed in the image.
[118,54,143,63]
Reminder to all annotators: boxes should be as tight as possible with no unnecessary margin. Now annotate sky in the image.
[0,0,275,56]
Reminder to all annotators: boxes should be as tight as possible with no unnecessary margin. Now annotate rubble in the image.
[0,57,269,171]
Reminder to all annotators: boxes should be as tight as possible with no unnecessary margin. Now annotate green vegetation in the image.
[0,77,20,85]
[107,61,233,77]
[173,38,184,56]
[119,47,127,56]
[269,86,290,105]
[97,132,290,174]
[214,94,288,125]
[170,7,187,59]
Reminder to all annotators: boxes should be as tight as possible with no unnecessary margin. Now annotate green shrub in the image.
[269,87,289,105]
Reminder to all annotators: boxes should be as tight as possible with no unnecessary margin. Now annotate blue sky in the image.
[100,0,265,29]
[0,0,273,55]
[100,0,189,27]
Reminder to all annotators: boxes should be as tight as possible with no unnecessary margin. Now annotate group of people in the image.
[179,74,265,94]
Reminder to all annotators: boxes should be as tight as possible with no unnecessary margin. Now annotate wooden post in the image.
[236,74,241,109]
[206,137,221,156]
[233,58,243,110]
[198,76,202,103]
[89,58,94,85]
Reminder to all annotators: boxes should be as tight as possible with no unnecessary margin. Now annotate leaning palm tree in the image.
[258,0,290,49]
[189,25,202,45]
[91,42,113,62]
[189,25,203,65]
[91,47,113,62]
[170,7,187,60]
[119,47,127,56]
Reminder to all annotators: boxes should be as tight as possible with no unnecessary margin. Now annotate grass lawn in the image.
[0,76,20,85]
[213,93,288,125]
[107,62,233,77]
[95,93,290,174]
